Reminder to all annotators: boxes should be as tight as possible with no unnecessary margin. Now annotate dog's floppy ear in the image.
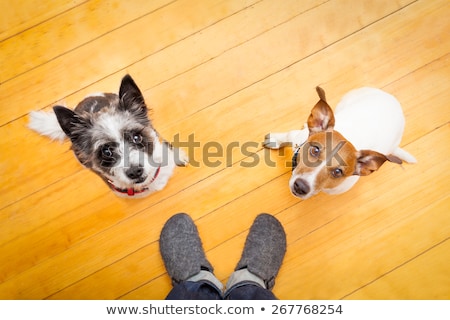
[307,86,335,134]
[53,106,90,141]
[354,150,402,176]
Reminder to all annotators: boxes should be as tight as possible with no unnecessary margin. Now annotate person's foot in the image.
[159,213,213,285]
[233,213,286,289]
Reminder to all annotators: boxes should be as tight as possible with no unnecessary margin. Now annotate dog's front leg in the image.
[264,124,309,151]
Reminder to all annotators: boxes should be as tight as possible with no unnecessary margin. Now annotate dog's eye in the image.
[331,167,343,178]
[102,145,114,158]
[99,143,119,167]
[309,145,320,157]
[132,133,143,144]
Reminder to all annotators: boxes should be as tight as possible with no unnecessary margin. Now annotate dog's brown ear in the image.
[307,86,335,134]
[354,150,401,176]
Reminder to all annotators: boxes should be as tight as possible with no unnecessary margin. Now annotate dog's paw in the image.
[174,148,189,167]
[263,133,283,149]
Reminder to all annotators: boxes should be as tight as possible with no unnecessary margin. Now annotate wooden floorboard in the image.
[0,0,448,300]
[0,0,87,41]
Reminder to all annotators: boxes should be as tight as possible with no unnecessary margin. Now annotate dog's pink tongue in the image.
[127,188,135,196]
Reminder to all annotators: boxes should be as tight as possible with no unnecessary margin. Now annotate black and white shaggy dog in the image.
[29,75,188,198]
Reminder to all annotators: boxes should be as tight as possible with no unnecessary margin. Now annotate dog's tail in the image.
[28,110,66,141]
[391,147,417,164]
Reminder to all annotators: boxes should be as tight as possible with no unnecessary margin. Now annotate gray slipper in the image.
[235,213,286,290]
[159,213,213,285]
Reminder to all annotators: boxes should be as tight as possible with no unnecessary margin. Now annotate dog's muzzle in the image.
[107,166,161,196]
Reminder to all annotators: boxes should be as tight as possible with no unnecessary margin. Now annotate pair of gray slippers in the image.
[160,213,286,291]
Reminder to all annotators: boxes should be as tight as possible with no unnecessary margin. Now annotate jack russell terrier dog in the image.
[264,86,416,199]
[29,74,188,198]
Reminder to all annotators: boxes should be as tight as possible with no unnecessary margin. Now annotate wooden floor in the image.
[0,0,449,300]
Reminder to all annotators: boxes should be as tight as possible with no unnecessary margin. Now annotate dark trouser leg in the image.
[166,279,223,300]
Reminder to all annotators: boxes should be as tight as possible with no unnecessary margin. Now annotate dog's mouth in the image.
[291,189,312,200]
[134,176,147,184]
[107,166,161,196]
[108,182,149,196]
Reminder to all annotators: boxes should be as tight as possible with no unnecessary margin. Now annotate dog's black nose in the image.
[293,178,310,196]
[126,166,144,180]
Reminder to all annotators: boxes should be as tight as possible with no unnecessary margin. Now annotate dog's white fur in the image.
[265,87,416,199]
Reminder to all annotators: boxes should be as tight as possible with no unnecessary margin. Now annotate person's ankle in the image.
[225,268,266,290]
